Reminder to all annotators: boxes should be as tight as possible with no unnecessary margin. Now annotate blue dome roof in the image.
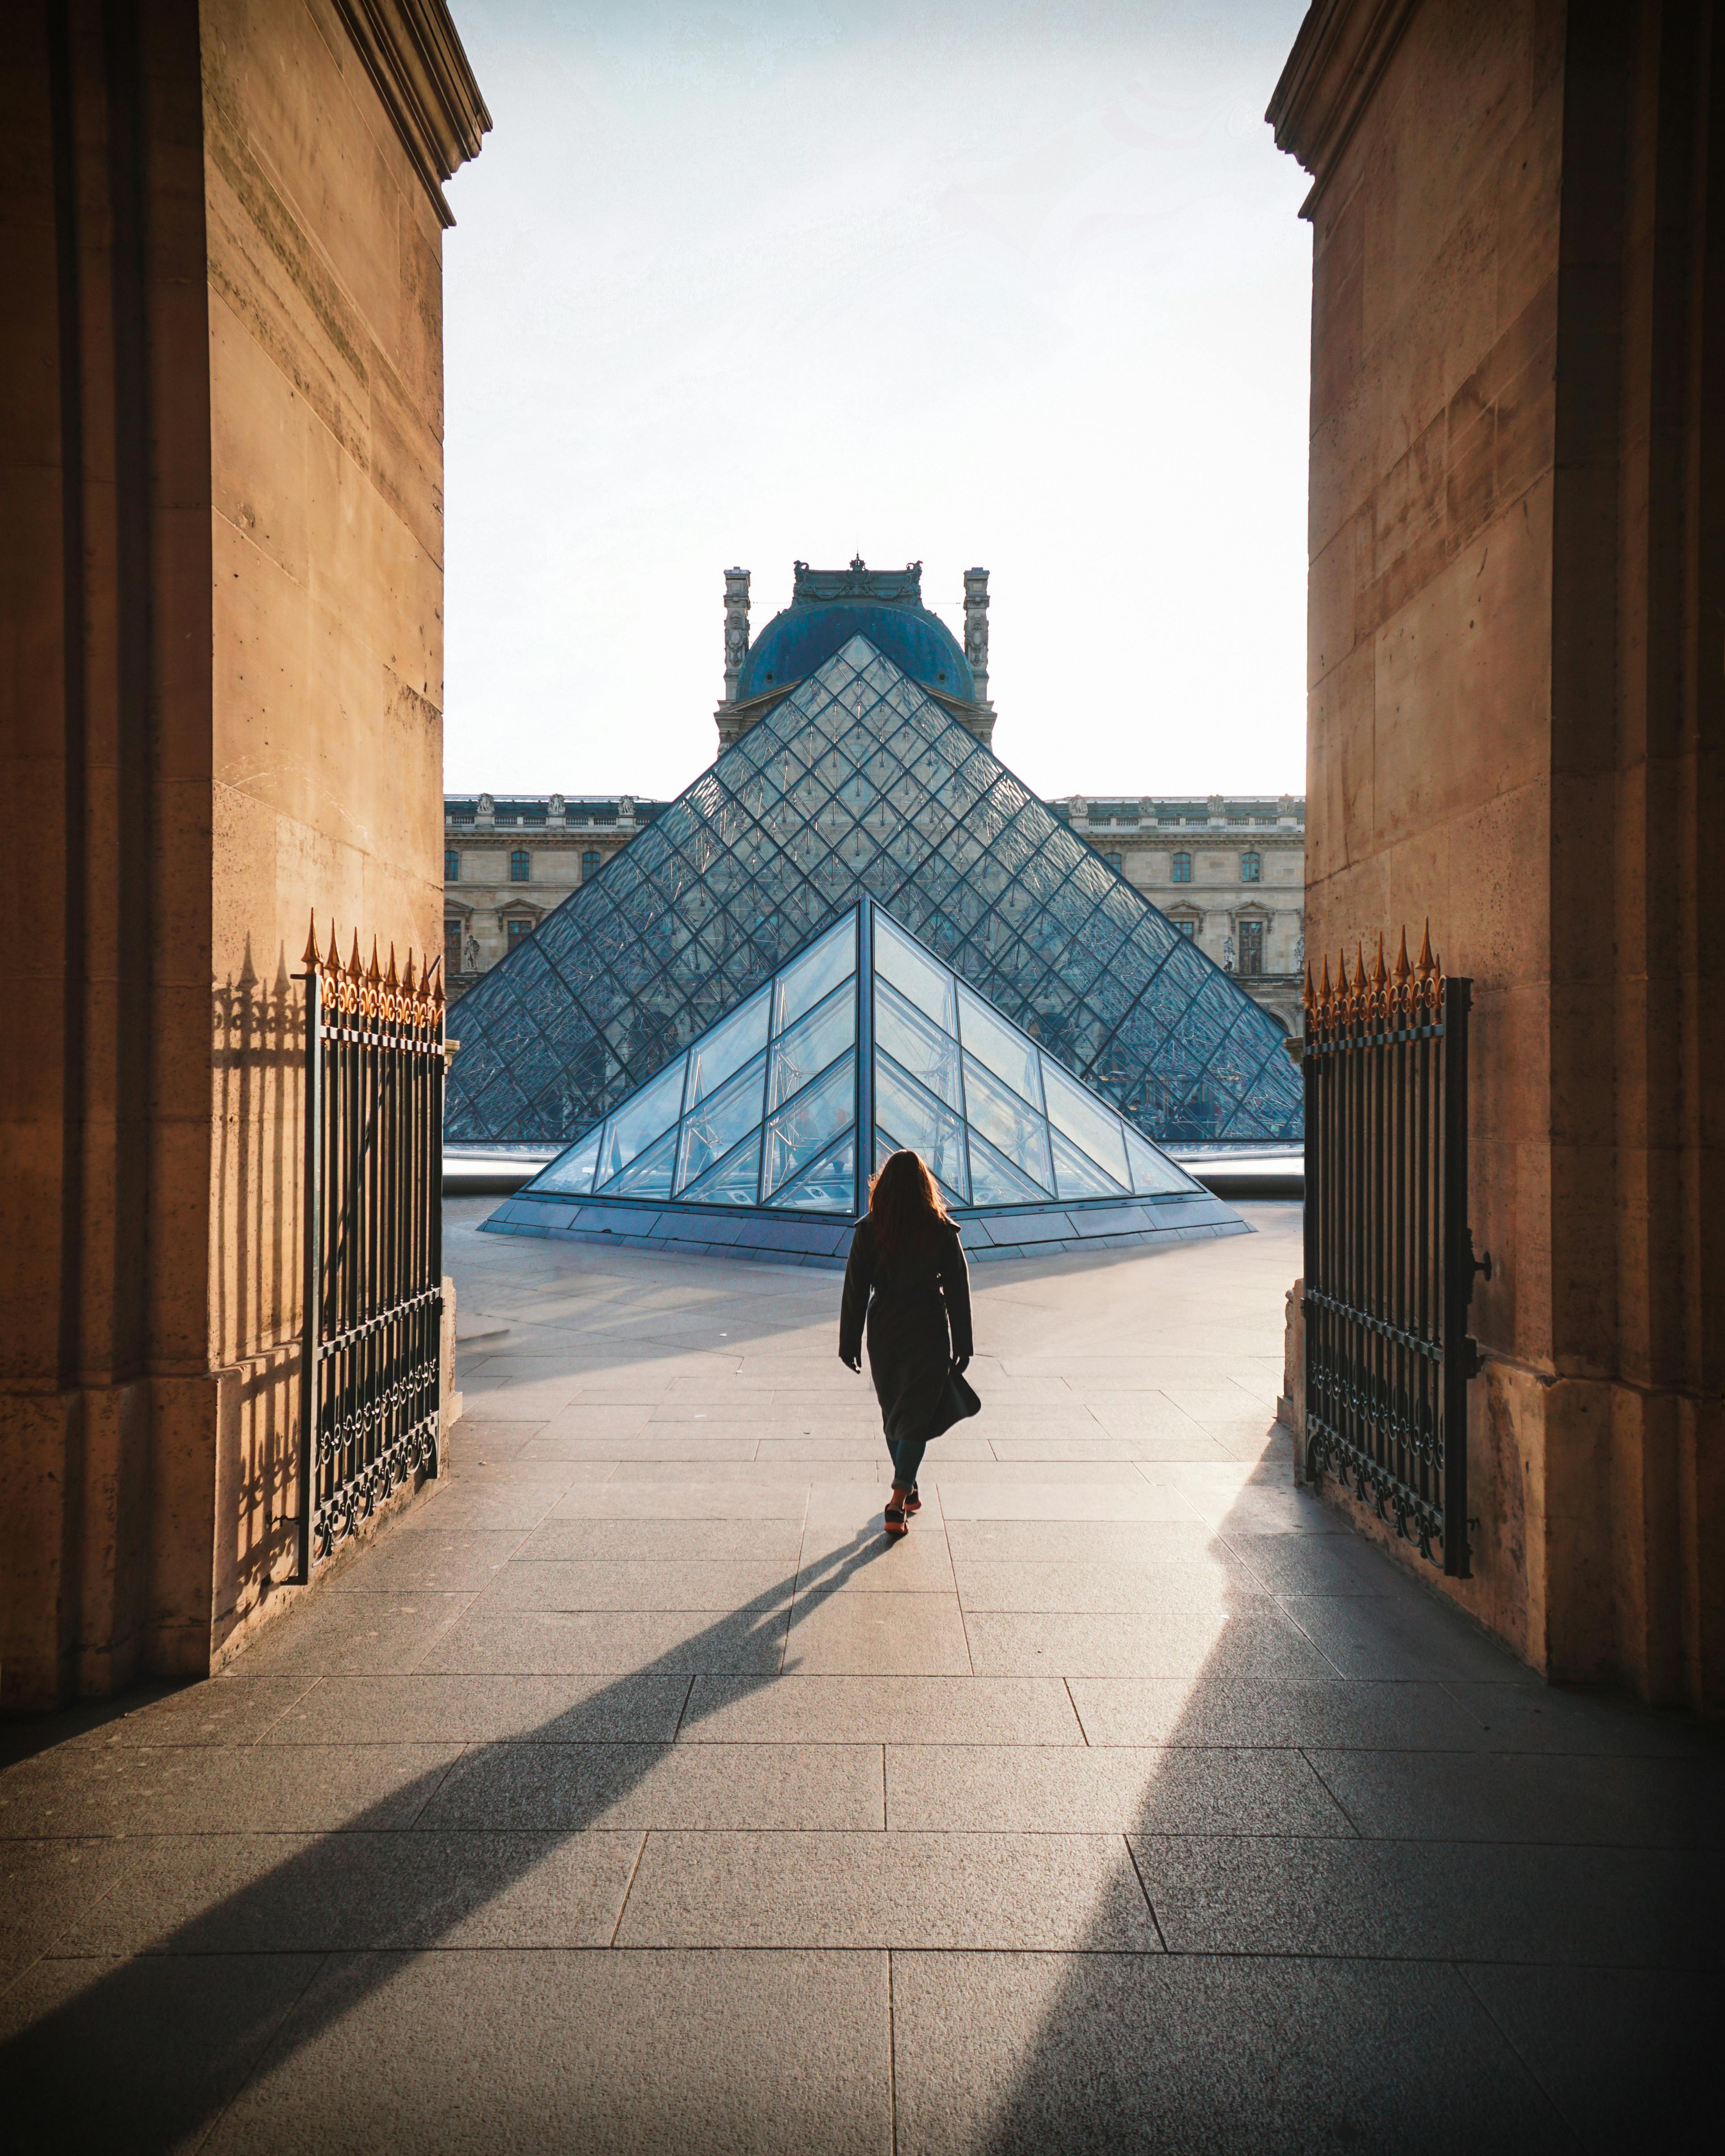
[737,571,974,704]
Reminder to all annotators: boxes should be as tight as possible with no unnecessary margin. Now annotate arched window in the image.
[506,918,533,947]
[509,848,530,882]
[581,848,601,879]
[445,847,459,882]
[1240,851,1262,882]
[1171,852,1192,883]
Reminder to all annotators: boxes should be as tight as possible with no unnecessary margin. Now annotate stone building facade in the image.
[447,790,1306,1033]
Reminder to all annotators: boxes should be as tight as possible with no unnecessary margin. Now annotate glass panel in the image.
[1041,1058,1132,1187]
[679,1128,763,1206]
[597,1122,678,1199]
[875,1053,970,1202]
[773,912,856,1034]
[961,1052,1052,1190]
[956,982,1041,1106]
[769,1130,857,1212]
[875,1125,966,1212]
[684,987,769,1105]
[874,977,961,1108]
[875,912,956,1030]
[763,1051,855,1195]
[1051,1126,1124,1199]
[966,1127,1052,1206]
[675,1050,767,1190]
[1126,1125,1195,1195]
[595,1059,685,1184]
[768,978,856,1109]
[532,1126,600,1195]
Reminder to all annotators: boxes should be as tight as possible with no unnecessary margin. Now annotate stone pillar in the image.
[1271,0,1725,1711]
[723,568,750,703]
[0,0,487,1710]
[962,568,990,706]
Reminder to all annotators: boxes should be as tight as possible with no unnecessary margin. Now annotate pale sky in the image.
[442,1,1313,804]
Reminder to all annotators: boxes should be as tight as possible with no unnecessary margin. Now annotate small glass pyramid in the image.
[483,899,1249,1268]
[445,635,1301,1152]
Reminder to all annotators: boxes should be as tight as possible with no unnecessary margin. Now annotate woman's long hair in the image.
[869,1147,949,1258]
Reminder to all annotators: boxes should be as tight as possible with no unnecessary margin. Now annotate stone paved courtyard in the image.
[2,1199,1717,2152]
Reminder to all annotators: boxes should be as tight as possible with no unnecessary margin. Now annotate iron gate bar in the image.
[1301,928,1487,1576]
[295,915,445,1579]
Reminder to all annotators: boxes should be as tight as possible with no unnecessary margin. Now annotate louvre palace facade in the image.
[445,563,1302,1199]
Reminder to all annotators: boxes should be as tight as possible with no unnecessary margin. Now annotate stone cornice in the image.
[332,0,491,229]
[1266,0,1421,211]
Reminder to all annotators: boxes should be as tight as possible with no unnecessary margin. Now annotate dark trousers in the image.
[888,1435,927,1490]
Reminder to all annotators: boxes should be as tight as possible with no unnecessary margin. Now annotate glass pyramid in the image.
[446,635,1301,1152]
[483,900,1250,1268]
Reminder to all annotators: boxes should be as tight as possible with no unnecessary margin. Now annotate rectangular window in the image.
[1240,851,1262,882]
[1238,920,1265,975]
[1170,852,1192,884]
[581,848,601,878]
[1101,850,1122,872]
[445,847,459,881]
[444,919,462,975]
[1174,918,1195,937]
[507,918,533,946]
[509,849,530,882]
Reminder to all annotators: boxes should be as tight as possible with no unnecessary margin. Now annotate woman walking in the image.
[839,1148,978,1537]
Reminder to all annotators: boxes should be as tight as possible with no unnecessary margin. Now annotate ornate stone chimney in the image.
[963,568,991,709]
[722,568,750,703]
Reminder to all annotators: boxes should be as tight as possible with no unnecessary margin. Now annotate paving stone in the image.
[952,1557,1259,1614]
[1441,1679,1725,1756]
[178,1592,476,1677]
[963,1607,1338,1681]
[889,1950,1572,2156]
[942,1518,1218,1564]
[926,1460,1151,1486]
[1306,1745,1725,1847]
[1,1950,325,2156]
[419,1741,882,1831]
[0,1838,144,1984]
[0,1741,464,1839]
[199,1948,890,2156]
[65,1677,318,1749]
[1067,1676,1498,1750]
[525,1402,657,1445]
[1130,1832,1718,1968]
[784,1591,973,1675]
[549,1481,809,1520]
[1278,1592,1532,1681]
[262,1672,691,1747]
[934,1482,1203,1521]
[800,1532,957,1593]
[422,1606,789,1676]
[58,1830,642,1954]
[395,1486,589,1533]
[887,1743,1353,1834]
[615,1830,1157,1949]
[520,1434,763,1463]
[680,1673,1082,1745]
[517,1516,805,1563]
[476,1560,791,1613]
[320,1530,527,1595]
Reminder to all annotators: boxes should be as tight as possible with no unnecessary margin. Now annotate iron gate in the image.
[297,916,446,1577]
[1302,928,1488,1575]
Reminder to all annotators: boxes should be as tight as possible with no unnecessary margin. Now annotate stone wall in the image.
[1271,0,1723,1709]
[0,0,486,1708]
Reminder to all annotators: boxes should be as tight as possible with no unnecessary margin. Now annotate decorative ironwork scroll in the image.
[296,916,446,1576]
[1302,927,1488,1575]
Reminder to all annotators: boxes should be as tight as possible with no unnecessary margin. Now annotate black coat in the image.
[839,1216,975,1447]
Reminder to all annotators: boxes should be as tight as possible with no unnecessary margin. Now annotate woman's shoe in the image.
[883,1494,909,1538]
[903,1486,921,1514]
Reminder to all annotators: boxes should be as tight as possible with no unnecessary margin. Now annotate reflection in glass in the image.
[598,1060,685,1184]
[763,1052,855,1196]
[534,1126,599,1194]
[679,1129,763,1206]
[770,1131,856,1211]
[1127,1126,1195,1195]
[875,978,961,1108]
[874,913,956,1030]
[966,1128,1051,1205]
[598,1122,678,1198]
[685,988,769,1106]
[1050,1126,1124,1199]
[961,1051,1052,1190]
[768,980,856,1109]
[876,1054,969,1201]
[956,982,1042,1106]
[773,912,856,1034]
[1041,1059,1131,1187]
[675,1051,767,1190]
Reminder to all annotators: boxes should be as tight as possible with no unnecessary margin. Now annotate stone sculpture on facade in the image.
[722,568,750,703]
